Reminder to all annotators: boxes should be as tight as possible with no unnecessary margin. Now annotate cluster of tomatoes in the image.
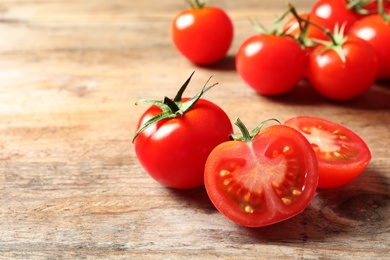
[133,71,371,227]
[171,0,390,101]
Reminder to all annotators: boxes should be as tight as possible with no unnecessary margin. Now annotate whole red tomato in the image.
[204,119,318,227]
[285,116,372,188]
[171,1,233,65]
[307,36,379,100]
[310,0,363,34]
[236,34,306,95]
[349,13,390,79]
[133,73,233,189]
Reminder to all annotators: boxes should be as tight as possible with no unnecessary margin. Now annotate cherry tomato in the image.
[236,34,306,95]
[285,116,372,189]
[307,36,378,100]
[310,0,363,34]
[134,73,233,189]
[204,119,318,227]
[349,14,390,79]
[171,2,233,65]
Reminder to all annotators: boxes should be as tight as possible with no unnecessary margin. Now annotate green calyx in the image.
[186,0,205,9]
[250,8,291,36]
[132,71,217,143]
[230,118,281,143]
[378,0,390,23]
[314,24,348,63]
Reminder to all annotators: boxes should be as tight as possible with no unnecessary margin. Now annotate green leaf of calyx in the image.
[230,118,281,142]
[132,71,217,143]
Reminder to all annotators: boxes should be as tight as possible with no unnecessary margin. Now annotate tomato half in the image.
[285,116,372,189]
[349,13,390,79]
[307,36,378,100]
[236,34,306,95]
[171,4,233,65]
[204,122,318,227]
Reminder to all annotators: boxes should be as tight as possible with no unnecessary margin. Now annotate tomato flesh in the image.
[204,125,318,227]
[285,116,372,189]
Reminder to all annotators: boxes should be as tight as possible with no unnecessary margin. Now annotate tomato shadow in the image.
[166,186,217,215]
[260,79,390,110]
[195,55,237,71]
[234,169,389,244]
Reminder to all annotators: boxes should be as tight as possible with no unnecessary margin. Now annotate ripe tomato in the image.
[309,0,363,34]
[349,13,390,79]
[204,119,318,227]
[285,116,372,189]
[134,73,233,189]
[236,34,306,95]
[307,36,378,100]
[171,2,233,65]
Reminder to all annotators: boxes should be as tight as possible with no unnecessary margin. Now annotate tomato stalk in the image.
[185,0,205,9]
[378,0,390,23]
[251,9,291,35]
[347,0,371,14]
[288,3,348,63]
[231,118,280,142]
[132,71,217,143]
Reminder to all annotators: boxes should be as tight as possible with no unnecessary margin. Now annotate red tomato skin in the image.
[310,0,362,34]
[134,98,233,189]
[171,7,233,65]
[285,116,372,189]
[349,14,390,79]
[204,125,318,227]
[307,37,379,100]
[236,34,306,95]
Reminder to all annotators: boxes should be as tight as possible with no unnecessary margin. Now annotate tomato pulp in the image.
[285,116,372,188]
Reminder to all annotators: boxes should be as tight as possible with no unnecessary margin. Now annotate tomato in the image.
[171,1,233,65]
[349,13,390,79]
[310,0,363,34]
[133,73,233,189]
[204,119,318,227]
[236,34,306,95]
[307,36,378,100]
[285,116,372,189]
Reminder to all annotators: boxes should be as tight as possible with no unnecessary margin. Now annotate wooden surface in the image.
[0,0,389,259]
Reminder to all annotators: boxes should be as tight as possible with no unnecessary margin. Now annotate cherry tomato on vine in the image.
[133,72,233,189]
[307,33,378,100]
[236,33,306,95]
[171,0,233,65]
[349,10,390,79]
[285,116,372,189]
[204,119,318,227]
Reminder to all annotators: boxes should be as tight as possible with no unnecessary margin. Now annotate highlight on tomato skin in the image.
[284,116,372,189]
[204,120,319,228]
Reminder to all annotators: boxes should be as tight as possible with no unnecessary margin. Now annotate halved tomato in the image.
[285,116,372,188]
[204,119,318,227]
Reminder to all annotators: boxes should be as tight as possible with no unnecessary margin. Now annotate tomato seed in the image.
[283,146,291,153]
[282,197,292,205]
[244,205,254,214]
[292,189,302,196]
[220,169,230,177]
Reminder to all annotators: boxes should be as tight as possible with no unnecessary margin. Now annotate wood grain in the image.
[0,0,389,259]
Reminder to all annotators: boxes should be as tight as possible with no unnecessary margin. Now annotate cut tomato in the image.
[204,119,318,227]
[285,116,372,188]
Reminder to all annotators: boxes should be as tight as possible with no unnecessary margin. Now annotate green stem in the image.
[378,0,390,23]
[234,118,252,142]
[186,0,204,9]
[288,3,337,46]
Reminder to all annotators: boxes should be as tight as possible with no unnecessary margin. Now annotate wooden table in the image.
[1,0,389,259]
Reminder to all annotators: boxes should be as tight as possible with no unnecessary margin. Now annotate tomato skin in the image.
[285,116,372,189]
[349,14,390,79]
[307,37,378,100]
[171,6,233,65]
[134,98,233,189]
[236,34,306,95]
[204,125,318,227]
[310,0,362,34]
